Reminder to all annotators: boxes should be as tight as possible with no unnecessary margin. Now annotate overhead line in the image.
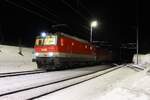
[5,0,58,24]
[61,0,89,22]
[28,0,58,14]
[79,1,94,18]
[26,0,90,31]
[5,0,90,32]
[26,0,60,18]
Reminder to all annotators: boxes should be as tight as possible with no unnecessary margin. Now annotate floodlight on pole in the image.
[90,21,98,42]
[91,21,98,27]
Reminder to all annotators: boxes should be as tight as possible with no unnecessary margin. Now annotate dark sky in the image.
[0,0,147,53]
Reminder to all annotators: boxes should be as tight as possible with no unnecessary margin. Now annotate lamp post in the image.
[90,21,98,42]
[136,0,139,65]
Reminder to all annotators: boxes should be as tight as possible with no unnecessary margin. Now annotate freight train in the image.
[32,32,112,70]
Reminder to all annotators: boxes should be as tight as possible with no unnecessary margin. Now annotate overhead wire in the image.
[61,0,89,22]
[78,1,94,18]
[28,0,58,14]
[26,0,60,19]
[31,0,90,31]
[5,0,58,24]
[5,0,91,32]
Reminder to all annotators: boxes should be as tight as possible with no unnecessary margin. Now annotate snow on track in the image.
[0,66,120,100]
[0,65,111,99]
[36,66,138,100]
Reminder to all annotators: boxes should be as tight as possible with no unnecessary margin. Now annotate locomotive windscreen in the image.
[35,35,57,46]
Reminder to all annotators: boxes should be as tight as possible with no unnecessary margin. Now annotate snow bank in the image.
[133,54,150,65]
[99,68,150,100]
[0,45,37,73]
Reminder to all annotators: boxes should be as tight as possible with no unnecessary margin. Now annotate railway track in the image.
[0,65,124,100]
[0,69,46,78]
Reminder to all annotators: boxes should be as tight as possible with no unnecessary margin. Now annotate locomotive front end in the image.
[33,34,59,69]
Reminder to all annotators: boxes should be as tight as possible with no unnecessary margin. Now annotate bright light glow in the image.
[48,52,53,57]
[91,21,98,27]
[41,32,47,37]
[35,52,39,56]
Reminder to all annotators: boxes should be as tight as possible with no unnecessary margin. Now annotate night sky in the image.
[0,0,147,54]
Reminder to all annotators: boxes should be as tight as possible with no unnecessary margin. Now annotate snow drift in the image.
[133,54,150,65]
[0,45,37,73]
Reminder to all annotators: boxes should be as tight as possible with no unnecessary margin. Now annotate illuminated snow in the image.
[1,45,150,100]
[0,45,37,73]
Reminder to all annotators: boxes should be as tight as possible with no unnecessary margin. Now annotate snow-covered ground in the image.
[1,44,150,100]
[0,65,111,95]
[99,67,150,100]
[37,65,150,100]
[0,45,37,73]
[0,65,115,100]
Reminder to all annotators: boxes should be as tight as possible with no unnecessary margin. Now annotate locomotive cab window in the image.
[35,35,57,46]
[44,36,57,45]
[35,39,43,46]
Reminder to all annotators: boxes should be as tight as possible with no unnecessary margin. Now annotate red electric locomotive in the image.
[32,32,112,70]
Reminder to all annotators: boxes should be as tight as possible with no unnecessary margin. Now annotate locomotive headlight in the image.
[48,52,53,57]
[35,52,39,56]
[41,32,47,37]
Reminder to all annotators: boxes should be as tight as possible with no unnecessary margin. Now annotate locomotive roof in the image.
[36,32,91,44]
[60,32,89,44]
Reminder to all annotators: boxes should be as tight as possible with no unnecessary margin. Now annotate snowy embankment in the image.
[99,66,150,100]
[0,45,37,73]
[133,54,150,65]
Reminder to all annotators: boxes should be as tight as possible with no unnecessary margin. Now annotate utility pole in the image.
[136,0,139,64]
[0,24,4,44]
[136,24,139,64]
